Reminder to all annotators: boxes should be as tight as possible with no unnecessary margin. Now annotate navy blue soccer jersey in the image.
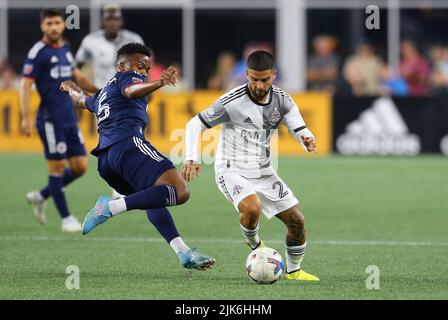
[22,40,78,127]
[85,71,149,155]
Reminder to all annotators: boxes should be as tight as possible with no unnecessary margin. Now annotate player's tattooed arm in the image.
[60,80,87,109]
[124,66,177,99]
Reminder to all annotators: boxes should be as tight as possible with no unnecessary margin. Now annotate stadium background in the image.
[1,0,447,301]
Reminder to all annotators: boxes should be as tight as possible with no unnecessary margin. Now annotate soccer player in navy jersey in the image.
[20,8,98,232]
[60,43,215,270]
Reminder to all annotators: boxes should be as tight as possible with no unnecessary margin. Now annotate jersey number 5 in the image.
[97,91,110,123]
[272,181,289,199]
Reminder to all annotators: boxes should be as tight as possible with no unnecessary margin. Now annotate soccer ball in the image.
[245,247,284,284]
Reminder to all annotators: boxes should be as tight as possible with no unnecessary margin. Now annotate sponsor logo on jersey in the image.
[50,55,59,63]
[50,65,72,79]
[336,97,421,156]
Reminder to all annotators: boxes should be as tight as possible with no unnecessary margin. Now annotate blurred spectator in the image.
[207,51,236,91]
[307,35,339,92]
[161,62,188,93]
[400,40,430,96]
[75,4,145,88]
[342,42,381,95]
[378,63,408,96]
[0,61,19,90]
[230,42,275,87]
[337,59,366,96]
[429,45,448,95]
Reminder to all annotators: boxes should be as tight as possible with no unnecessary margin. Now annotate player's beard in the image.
[46,31,62,44]
[253,87,269,100]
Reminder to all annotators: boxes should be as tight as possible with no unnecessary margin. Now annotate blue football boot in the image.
[177,247,216,270]
[82,195,113,235]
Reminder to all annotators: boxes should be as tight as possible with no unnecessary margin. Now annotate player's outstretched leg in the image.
[146,207,216,270]
[82,169,186,235]
[276,206,319,281]
[238,194,265,250]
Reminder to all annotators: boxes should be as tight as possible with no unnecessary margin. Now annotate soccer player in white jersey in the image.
[75,4,144,88]
[182,51,319,281]
[75,4,144,199]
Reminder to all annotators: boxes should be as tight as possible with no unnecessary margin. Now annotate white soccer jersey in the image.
[187,84,313,178]
[75,29,144,87]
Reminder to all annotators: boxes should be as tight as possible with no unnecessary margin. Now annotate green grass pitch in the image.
[1,154,447,299]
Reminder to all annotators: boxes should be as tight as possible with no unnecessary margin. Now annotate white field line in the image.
[0,235,447,247]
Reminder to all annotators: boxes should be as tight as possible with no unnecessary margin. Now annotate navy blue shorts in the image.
[37,122,86,160]
[96,136,175,196]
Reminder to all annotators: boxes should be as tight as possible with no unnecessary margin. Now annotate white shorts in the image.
[215,171,299,219]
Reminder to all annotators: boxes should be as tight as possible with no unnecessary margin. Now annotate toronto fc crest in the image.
[268,108,281,125]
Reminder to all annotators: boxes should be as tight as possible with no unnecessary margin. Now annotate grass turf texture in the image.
[1,154,447,299]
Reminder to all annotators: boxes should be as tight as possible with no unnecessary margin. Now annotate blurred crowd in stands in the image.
[1,34,448,96]
[206,36,448,97]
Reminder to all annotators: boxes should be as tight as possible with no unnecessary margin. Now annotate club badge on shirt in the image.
[268,108,281,125]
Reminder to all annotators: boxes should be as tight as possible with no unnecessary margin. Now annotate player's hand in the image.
[159,66,177,87]
[181,160,201,182]
[20,117,33,137]
[60,80,78,93]
[301,136,318,153]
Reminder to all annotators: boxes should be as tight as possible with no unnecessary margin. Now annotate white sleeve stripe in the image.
[28,41,45,59]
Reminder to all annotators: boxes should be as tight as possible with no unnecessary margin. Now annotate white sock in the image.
[286,242,306,273]
[169,237,190,253]
[108,198,127,216]
[240,223,260,249]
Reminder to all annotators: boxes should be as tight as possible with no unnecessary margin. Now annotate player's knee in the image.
[239,200,262,222]
[176,187,190,205]
[72,163,87,176]
[70,158,88,176]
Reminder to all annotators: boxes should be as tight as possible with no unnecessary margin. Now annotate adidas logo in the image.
[243,117,253,124]
[336,97,421,156]
[50,55,59,63]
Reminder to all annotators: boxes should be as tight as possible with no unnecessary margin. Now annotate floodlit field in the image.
[1,154,447,299]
